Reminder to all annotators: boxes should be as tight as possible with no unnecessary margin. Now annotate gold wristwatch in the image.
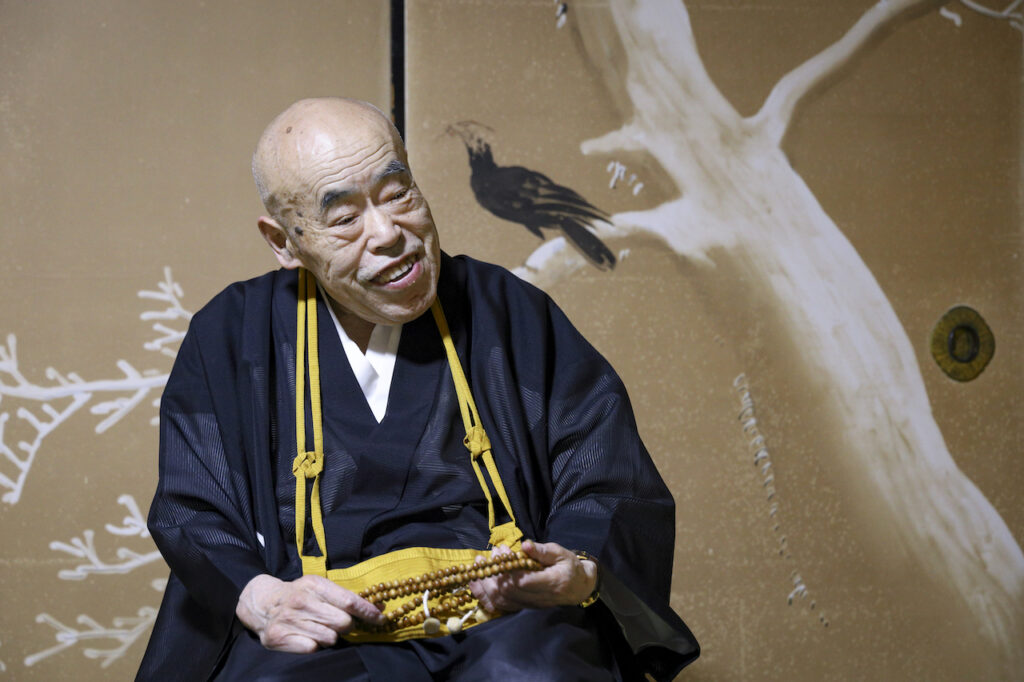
[574,550,601,608]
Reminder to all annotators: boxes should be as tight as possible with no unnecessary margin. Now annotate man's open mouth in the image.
[372,254,420,285]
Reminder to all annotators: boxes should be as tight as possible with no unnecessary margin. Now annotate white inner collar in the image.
[320,286,401,423]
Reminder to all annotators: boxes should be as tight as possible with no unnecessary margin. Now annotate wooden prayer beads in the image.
[355,549,542,634]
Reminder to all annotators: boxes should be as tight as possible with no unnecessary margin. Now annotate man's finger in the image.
[265,632,320,654]
[262,616,339,652]
[521,539,572,566]
[294,619,343,647]
[307,576,386,625]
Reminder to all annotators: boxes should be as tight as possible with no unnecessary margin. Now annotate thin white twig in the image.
[0,269,191,505]
[25,608,158,668]
[49,496,160,580]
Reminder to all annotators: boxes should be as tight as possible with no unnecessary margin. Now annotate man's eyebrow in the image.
[320,188,353,212]
[379,159,409,179]
[319,161,410,212]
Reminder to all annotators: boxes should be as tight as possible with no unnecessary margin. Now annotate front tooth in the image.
[382,261,411,283]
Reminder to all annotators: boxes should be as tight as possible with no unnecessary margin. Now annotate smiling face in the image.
[254,99,440,339]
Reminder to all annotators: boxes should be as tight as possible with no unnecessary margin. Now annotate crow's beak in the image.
[436,125,456,143]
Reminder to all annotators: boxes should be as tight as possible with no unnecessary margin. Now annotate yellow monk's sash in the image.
[292,268,525,642]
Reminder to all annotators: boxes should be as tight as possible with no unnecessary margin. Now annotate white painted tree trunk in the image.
[517,0,1024,669]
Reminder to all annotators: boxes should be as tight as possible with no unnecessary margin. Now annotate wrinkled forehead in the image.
[290,111,398,167]
[260,101,406,202]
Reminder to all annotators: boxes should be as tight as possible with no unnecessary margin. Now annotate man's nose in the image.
[365,205,402,251]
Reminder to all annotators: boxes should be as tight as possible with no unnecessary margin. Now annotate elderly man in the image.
[137,98,698,681]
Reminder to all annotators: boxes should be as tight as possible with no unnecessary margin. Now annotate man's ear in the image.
[258,216,303,269]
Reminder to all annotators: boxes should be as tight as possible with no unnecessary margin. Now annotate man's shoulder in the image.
[445,253,549,308]
[191,269,289,326]
[442,253,595,353]
[181,269,294,359]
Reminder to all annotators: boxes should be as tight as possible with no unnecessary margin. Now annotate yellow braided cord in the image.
[469,456,496,529]
[294,291,523,586]
[429,300,518,534]
[293,269,308,561]
[463,425,490,457]
[310,475,326,559]
[304,271,327,558]
[429,302,475,433]
[482,452,517,536]
[306,273,324,455]
[293,269,329,573]
[296,270,307,452]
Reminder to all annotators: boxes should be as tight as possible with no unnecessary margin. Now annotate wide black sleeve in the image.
[147,323,268,630]
[537,301,700,679]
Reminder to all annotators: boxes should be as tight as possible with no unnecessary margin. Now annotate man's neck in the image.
[326,298,374,353]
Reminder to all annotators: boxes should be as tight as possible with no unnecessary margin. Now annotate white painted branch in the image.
[0,268,190,505]
[105,494,151,538]
[580,121,648,156]
[139,267,191,360]
[0,371,167,402]
[752,0,947,146]
[961,0,1023,21]
[608,0,741,128]
[513,215,634,288]
[2,393,90,504]
[564,0,1023,669]
[49,496,161,580]
[25,608,157,668]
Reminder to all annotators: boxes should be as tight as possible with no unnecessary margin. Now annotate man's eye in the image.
[389,188,408,202]
[335,215,357,226]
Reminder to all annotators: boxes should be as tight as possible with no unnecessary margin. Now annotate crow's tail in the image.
[559,220,617,270]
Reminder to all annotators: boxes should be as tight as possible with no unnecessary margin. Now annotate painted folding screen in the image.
[0,1,391,678]
[1,1,1021,680]
[404,1,1022,680]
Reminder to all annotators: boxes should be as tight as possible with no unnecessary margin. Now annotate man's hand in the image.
[236,574,385,653]
[469,540,598,614]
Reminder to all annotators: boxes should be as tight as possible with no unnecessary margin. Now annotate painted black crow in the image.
[446,121,616,270]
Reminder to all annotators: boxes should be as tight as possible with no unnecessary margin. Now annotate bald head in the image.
[251,97,440,339]
[252,98,406,221]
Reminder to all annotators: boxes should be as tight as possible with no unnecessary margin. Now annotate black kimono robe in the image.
[138,253,698,681]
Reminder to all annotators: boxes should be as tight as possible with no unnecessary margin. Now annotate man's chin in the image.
[371,293,437,326]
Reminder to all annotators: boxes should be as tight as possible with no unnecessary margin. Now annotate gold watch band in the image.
[574,550,601,608]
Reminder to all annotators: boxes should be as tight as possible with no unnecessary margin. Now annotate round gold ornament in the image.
[930,306,994,382]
